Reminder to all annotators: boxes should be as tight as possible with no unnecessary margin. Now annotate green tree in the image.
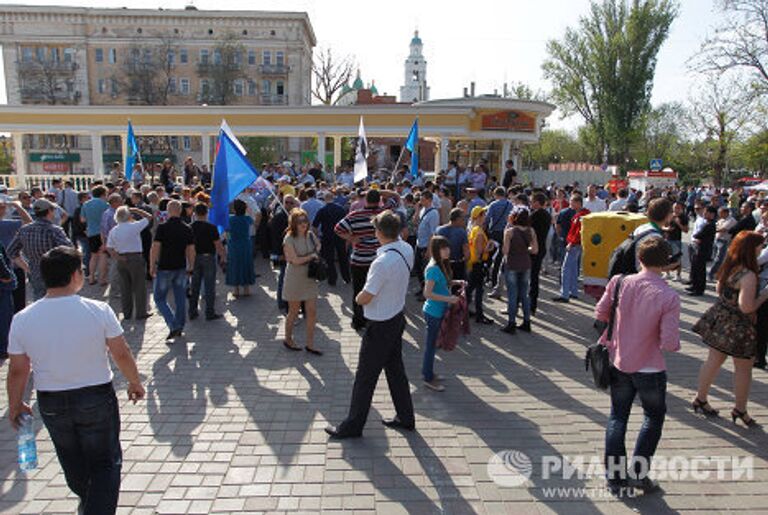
[522,129,590,169]
[734,130,768,176]
[631,102,688,169]
[240,137,286,168]
[542,0,678,163]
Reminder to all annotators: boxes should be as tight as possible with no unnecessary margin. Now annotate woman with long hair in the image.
[421,235,459,392]
[225,199,255,297]
[282,208,322,355]
[693,231,768,426]
[501,207,538,334]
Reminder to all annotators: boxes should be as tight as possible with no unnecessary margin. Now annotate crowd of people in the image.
[3,154,768,509]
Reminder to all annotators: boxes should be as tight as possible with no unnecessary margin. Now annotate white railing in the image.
[0,174,96,192]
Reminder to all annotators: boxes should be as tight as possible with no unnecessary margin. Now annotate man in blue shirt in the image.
[436,208,469,281]
[300,188,324,224]
[486,187,512,294]
[80,186,109,284]
[313,192,350,286]
[415,191,440,300]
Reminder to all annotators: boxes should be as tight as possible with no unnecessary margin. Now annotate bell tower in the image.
[400,30,429,103]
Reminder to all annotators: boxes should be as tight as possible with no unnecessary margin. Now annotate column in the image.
[332,135,342,175]
[11,132,26,189]
[501,140,512,177]
[90,132,104,178]
[512,144,522,174]
[201,133,212,168]
[317,132,326,169]
[439,136,449,173]
[120,133,127,175]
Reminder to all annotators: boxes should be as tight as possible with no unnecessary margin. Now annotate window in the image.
[276,51,284,66]
[167,50,175,66]
[142,49,151,64]
[247,80,256,96]
[276,81,284,96]
[98,79,106,94]
[180,48,188,64]
[66,80,74,93]
[95,48,104,63]
[108,48,117,64]
[63,48,75,63]
[200,79,210,96]
[50,48,60,63]
[262,50,271,66]
[180,78,190,95]
[21,47,33,63]
[168,78,177,94]
[234,51,242,66]
[110,78,118,96]
[213,49,222,65]
[36,47,45,62]
[234,79,244,96]
[200,49,209,65]
[182,136,191,150]
[248,50,256,65]
[262,79,271,95]
[170,136,179,150]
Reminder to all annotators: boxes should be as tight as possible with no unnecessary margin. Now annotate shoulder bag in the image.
[585,275,624,390]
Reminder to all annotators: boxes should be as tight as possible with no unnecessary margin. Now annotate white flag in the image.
[220,119,247,155]
[353,116,368,183]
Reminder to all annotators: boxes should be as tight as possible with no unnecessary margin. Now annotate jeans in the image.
[77,236,91,275]
[605,368,667,482]
[190,254,217,318]
[505,269,531,325]
[277,261,287,312]
[153,269,187,332]
[560,244,582,299]
[422,313,443,381]
[30,272,46,301]
[38,383,122,515]
[708,239,729,279]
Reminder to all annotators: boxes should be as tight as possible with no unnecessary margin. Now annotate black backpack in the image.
[606,228,661,278]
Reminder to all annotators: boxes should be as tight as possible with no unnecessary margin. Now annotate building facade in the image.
[0,5,315,174]
[400,30,429,103]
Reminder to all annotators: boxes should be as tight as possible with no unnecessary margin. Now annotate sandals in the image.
[731,408,759,427]
[283,340,301,352]
[305,346,323,356]
[691,398,719,417]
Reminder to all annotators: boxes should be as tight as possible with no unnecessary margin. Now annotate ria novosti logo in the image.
[487,450,533,487]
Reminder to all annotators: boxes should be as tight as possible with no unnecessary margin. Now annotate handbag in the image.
[585,275,624,391]
[306,233,328,282]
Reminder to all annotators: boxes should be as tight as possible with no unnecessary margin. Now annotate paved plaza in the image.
[1,261,768,514]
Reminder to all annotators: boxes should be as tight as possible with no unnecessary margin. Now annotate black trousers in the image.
[338,312,414,435]
[530,251,545,314]
[756,301,768,366]
[466,262,486,317]
[414,247,428,290]
[351,265,369,328]
[489,230,504,288]
[321,236,351,286]
[12,267,25,313]
[450,260,467,282]
[689,245,708,294]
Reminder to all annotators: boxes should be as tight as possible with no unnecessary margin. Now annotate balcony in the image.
[260,94,287,106]
[258,64,290,76]
[17,60,78,73]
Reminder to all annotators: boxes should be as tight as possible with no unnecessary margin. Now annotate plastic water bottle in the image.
[17,413,37,471]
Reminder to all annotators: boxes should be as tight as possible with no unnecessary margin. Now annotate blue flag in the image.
[124,121,140,181]
[209,130,259,233]
[405,119,419,179]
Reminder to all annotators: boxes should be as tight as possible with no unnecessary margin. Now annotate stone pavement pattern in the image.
[1,260,768,514]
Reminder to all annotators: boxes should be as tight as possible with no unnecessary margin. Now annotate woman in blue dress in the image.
[225,199,255,297]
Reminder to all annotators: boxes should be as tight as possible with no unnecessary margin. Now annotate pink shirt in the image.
[595,271,680,373]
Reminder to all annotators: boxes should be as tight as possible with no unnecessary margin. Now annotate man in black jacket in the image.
[313,192,350,286]
[501,160,517,188]
[529,192,552,315]
[687,206,717,296]
[728,201,757,238]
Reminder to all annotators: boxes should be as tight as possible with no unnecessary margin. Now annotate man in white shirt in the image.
[584,184,607,213]
[326,211,415,438]
[6,245,144,515]
[106,206,153,320]
[609,189,629,211]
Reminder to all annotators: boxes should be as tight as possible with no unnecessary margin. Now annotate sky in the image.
[0,0,720,130]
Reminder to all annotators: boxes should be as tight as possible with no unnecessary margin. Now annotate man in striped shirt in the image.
[335,189,385,330]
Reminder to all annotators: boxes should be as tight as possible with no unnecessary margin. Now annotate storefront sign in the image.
[481,111,536,132]
[42,162,72,173]
[29,152,80,163]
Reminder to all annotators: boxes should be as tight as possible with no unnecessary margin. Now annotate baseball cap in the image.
[471,206,487,219]
[33,198,54,213]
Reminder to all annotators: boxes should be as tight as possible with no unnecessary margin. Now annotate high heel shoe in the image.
[731,408,759,427]
[691,398,719,417]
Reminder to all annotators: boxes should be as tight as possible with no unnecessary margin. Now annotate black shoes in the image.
[189,312,199,320]
[518,321,532,333]
[206,314,223,321]
[381,417,415,431]
[324,424,361,439]
[501,324,516,334]
[551,296,569,303]
[476,315,494,325]
[166,329,183,341]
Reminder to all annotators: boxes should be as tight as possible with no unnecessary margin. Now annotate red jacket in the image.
[437,284,470,351]
[566,208,591,246]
